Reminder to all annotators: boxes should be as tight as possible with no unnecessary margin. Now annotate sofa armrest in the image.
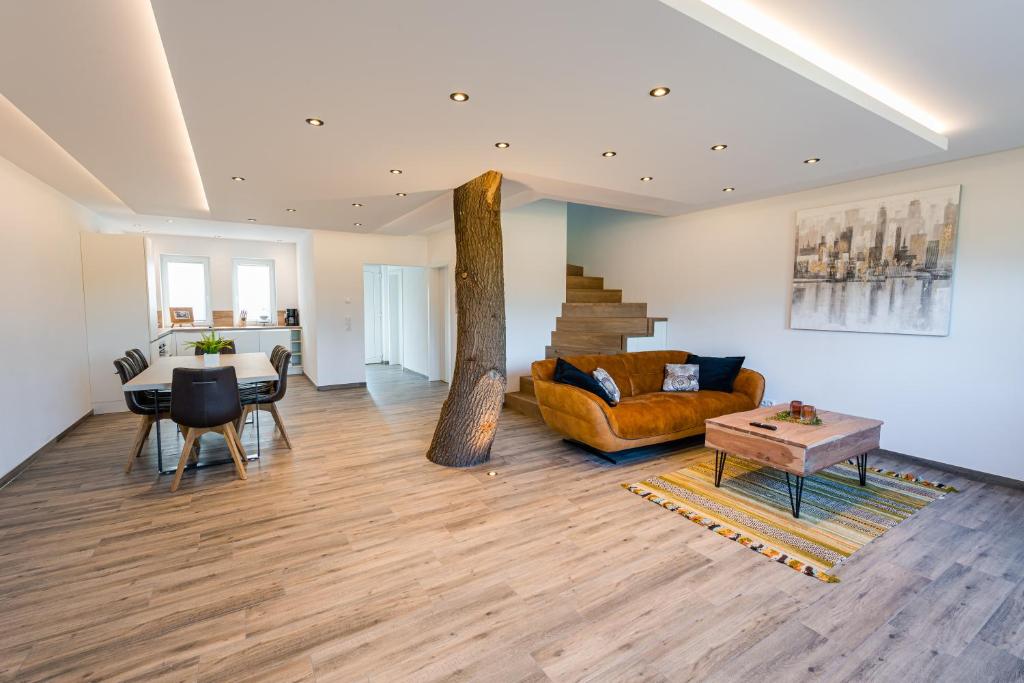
[532,379,611,424]
[733,368,765,407]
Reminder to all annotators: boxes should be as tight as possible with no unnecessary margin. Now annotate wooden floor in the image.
[2,365,1023,682]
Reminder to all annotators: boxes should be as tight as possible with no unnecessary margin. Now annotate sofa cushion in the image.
[620,350,691,395]
[554,358,616,406]
[534,354,634,398]
[686,355,745,392]
[663,363,699,392]
[600,390,756,440]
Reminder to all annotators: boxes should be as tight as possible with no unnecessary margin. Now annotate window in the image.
[233,258,277,324]
[161,255,211,324]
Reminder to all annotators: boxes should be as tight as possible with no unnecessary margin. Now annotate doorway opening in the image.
[363,264,436,385]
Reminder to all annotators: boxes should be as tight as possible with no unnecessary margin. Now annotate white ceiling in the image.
[0,0,1021,237]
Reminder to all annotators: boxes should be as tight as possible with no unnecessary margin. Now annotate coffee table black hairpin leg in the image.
[713,450,727,487]
[785,472,806,518]
[856,452,868,486]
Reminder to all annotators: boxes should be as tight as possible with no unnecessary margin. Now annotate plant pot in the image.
[203,352,221,366]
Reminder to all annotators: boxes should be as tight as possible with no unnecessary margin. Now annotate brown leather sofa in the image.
[532,350,765,455]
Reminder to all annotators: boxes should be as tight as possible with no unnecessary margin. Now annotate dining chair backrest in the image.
[170,366,242,429]
[266,349,292,402]
[126,348,149,370]
[270,344,287,368]
[113,357,150,416]
[193,339,237,355]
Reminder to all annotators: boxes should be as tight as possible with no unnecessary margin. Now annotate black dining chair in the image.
[125,348,149,371]
[193,340,236,355]
[238,348,293,449]
[114,357,171,473]
[168,366,247,492]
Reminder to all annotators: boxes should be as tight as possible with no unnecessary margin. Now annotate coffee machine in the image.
[285,308,299,326]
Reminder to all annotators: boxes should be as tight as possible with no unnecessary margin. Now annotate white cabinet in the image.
[175,331,205,356]
[231,330,261,354]
[259,329,291,355]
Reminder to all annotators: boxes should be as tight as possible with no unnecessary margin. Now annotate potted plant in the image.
[185,331,234,366]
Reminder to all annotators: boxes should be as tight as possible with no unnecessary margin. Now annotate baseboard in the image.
[401,367,428,380]
[0,410,92,490]
[316,381,368,391]
[880,448,1024,490]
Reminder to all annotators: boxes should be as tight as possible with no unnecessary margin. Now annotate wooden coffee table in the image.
[704,406,883,518]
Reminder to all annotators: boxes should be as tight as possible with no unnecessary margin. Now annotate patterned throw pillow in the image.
[663,363,699,392]
[592,367,621,406]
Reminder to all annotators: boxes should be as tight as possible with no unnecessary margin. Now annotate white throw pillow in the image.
[663,363,699,392]
[592,367,621,405]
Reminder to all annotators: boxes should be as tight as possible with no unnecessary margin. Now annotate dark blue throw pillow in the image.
[553,358,616,406]
[686,354,745,392]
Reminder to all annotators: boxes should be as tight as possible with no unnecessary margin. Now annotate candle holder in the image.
[801,404,817,422]
[789,400,803,416]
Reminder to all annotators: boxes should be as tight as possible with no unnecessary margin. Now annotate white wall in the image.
[147,234,297,315]
[568,147,1024,481]
[0,155,97,480]
[425,199,568,392]
[306,231,428,386]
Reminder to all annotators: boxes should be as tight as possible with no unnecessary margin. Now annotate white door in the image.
[363,268,383,364]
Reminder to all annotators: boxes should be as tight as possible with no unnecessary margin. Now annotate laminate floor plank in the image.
[1,365,1021,682]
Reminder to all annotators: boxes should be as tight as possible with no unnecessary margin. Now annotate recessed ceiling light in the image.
[353,222,363,227]
[710,144,728,151]
[602,151,617,158]
[640,176,654,182]
[305,118,324,126]
[352,202,363,207]
[395,192,407,197]
[449,92,469,102]
[389,169,403,175]
[214,235,223,239]
[231,176,245,182]
[649,86,670,97]
[247,218,257,222]
[133,223,142,228]
[494,142,510,149]
[722,187,736,192]
[166,219,174,223]
[804,157,822,164]
[285,208,296,212]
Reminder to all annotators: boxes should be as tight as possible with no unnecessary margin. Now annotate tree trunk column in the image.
[426,170,506,467]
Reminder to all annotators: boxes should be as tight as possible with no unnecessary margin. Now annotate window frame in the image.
[160,254,213,325]
[232,257,277,324]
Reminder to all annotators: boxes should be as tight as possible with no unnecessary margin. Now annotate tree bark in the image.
[426,170,506,467]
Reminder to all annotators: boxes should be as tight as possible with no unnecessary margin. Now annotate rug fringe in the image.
[859,464,960,493]
[621,482,840,583]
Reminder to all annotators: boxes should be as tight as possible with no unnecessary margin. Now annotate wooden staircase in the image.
[505,264,665,419]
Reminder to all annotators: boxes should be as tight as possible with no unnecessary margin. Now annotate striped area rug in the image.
[624,452,958,582]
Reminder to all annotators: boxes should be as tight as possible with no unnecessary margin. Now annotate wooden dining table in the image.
[123,353,278,474]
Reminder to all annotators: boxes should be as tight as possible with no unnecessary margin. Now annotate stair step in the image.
[550,331,626,349]
[566,264,584,276]
[561,302,647,318]
[556,317,653,335]
[519,375,535,396]
[504,391,542,419]
[566,275,604,289]
[566,288,622,303]
[546,345,626,359]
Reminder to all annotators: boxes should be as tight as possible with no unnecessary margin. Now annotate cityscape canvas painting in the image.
[790,185,961,336]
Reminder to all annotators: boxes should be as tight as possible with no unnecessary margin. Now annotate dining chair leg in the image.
[236,405,252,438]
[125,415,154,473]
[269,403,292,449]
[170,428,200,492]
[222,423,248,481]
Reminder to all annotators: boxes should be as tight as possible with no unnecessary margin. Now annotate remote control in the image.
[749,421,778,431]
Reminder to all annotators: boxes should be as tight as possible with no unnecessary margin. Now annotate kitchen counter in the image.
[152,325,300,342]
